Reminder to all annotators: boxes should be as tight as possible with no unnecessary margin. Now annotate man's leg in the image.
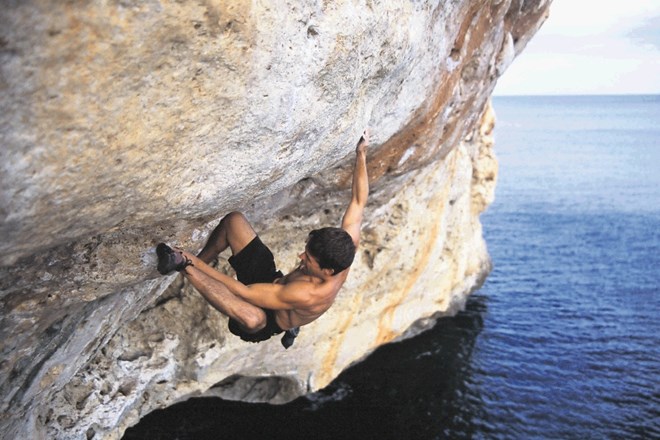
[198,212,257,264]
[181,252,267,333]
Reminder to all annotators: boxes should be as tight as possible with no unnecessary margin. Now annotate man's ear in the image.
[322,267,335,276]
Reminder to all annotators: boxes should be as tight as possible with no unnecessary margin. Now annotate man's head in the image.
[306,227,356,275]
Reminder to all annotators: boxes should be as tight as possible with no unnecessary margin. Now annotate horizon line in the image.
[492,92,660,97]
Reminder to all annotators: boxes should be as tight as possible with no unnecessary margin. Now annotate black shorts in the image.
[227,236,285,343]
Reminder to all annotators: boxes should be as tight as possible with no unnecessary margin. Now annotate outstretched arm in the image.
[223,275,311,310]
[342,129,369,246]
[180,250,312,311]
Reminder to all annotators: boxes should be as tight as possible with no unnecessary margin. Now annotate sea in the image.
[124,95,660,440]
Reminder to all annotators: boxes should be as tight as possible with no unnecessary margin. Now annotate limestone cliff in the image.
[0,1,550,438]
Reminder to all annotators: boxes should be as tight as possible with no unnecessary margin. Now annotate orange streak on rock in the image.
[374,153,458,345]
[318,292,364,386]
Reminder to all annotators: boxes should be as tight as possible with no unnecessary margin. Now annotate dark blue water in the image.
[124,95,660,439]
[472,95,660,439]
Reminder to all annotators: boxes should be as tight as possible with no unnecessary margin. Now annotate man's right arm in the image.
[202,267,313,311]
[341,129,369,246]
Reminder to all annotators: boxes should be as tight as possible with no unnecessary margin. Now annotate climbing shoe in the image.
[281,327,300,349]
[156,243,193,275]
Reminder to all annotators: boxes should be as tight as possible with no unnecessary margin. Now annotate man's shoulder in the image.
[283,276,341,300]
[279,276,321,298]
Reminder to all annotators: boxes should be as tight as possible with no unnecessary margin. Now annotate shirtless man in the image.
[156,130,369,348]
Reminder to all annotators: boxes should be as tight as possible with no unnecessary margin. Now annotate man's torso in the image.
[273,267,348,329]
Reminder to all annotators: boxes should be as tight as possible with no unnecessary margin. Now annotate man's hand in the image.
[357,128,369,154]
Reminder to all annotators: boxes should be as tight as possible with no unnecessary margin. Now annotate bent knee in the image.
[240,308,267,333]
[222,211,247,226]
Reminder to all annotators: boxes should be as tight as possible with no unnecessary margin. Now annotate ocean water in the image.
[124,95,660,439]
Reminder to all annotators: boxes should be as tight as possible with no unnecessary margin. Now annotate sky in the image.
[494,0,660,95]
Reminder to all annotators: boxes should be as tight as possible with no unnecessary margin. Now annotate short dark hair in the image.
[307,227,356,274]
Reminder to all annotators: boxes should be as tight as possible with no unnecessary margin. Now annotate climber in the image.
[156,129,369,348]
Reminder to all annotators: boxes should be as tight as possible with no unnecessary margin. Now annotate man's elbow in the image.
[352,195,368,209]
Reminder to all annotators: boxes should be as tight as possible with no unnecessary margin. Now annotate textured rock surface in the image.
[0,1,549,438]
